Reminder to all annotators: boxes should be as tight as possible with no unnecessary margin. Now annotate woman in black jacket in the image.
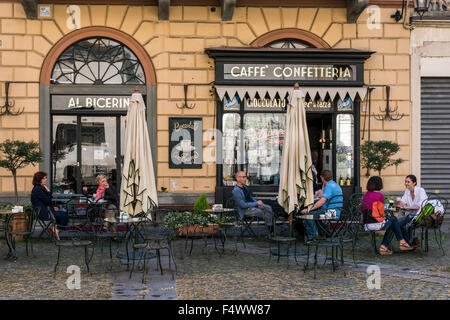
[30,171,69,240]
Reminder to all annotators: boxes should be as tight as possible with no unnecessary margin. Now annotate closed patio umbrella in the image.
[278,83,314,232]
[120,89,158,217]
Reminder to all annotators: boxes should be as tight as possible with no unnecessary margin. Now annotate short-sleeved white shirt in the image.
[401,186,428,217]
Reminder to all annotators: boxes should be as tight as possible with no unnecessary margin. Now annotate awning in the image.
[215,85,368,102]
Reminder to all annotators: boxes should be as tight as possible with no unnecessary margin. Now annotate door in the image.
[52,115,120,193]
[421,77,450,200]
[80,116,118,193]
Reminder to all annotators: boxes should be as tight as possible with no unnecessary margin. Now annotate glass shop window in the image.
[336,114,354,186]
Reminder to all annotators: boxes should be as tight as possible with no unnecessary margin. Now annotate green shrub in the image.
[193,193,210,215]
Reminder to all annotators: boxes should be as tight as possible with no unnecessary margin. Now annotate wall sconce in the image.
[0,82,25,116]
[414,0,431,17]
[176,84,196,109]
[391,0,407,21]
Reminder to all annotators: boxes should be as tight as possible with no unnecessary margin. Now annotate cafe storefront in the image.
[40,31,156,194]
[206,47,373,204]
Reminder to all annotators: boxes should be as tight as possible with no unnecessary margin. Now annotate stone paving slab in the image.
[0,224,449,300]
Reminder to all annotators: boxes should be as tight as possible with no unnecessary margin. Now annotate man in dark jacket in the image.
[231,171,274,236]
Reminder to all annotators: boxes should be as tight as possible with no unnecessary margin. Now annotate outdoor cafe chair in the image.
[225,198,269,246]
[48,208,95,277]
[5,206,40,259]
[267,208,298,268]
[128,209,175,283]
[419,194,447,255]
[302,194,347,279]
[85,202,116,271]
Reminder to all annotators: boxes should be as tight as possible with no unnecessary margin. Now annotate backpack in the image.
[414,203,434,225]
[371,200,385,222]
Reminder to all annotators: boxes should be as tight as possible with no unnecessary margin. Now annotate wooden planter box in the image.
[10,210,31,241]
[177,224,219,237]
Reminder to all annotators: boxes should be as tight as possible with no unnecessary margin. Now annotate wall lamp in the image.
[391,0,431,21]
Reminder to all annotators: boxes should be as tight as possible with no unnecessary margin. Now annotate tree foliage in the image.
[360,140,404,176]
[0,139,42,203]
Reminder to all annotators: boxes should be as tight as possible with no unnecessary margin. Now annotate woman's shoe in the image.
[399,242,414,251]
[379,246,393,255]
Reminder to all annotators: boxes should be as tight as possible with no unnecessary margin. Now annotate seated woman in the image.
[396,174,428,247]
[362,176,414,255]
[95,175,119,238]
[31,171,69,240]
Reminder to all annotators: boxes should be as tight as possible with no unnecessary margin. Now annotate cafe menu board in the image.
[169,117,202,169]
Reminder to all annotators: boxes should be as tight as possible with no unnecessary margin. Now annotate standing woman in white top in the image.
[397,174,428,246]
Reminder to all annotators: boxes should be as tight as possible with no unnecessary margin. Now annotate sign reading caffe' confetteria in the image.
[224,64,356,81]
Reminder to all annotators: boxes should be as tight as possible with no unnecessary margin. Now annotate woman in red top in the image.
[362,176,413,255]
[95,175,119,238]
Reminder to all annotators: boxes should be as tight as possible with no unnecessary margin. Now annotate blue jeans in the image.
[398,213,415,245]
[303,210,336,240]
[381,216,404,247]
[50,209,69,230]
[245,204,274,232]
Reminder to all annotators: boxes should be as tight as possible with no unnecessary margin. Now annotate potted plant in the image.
[165,194,219,236]
[360,140,404,177]
[0,139,42,204]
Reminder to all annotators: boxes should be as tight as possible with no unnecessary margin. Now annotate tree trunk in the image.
[12,169,18,204]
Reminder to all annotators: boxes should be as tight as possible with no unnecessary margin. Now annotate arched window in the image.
[251,29,330,49]
[265,39,313,49]
[51,37,146,85]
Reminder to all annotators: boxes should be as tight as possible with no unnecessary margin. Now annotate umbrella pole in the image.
[289,211,293,237]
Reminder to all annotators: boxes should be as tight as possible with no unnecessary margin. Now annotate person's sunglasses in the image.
[237,175,247,178]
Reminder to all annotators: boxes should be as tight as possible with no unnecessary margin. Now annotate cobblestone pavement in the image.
[0,223,449,300]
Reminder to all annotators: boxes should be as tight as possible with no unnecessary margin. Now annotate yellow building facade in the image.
[0,1,412,203]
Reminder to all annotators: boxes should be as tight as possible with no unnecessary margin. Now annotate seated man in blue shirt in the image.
[232,171,275,236]
[300,170,343,243]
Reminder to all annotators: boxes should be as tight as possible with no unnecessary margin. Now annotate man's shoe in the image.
[304,239,314,245]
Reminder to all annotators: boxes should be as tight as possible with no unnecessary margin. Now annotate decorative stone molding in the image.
[158,0,170,20]
[347,0,369,23]
[39,27,156,85]
[250,28,331,48]
[20,0,38,19]
[220,0,236,21]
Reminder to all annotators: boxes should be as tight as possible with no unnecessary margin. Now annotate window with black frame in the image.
[221,92,286,187]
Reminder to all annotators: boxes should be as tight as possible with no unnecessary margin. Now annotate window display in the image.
[336,114,354,186]
[222,112,285,186]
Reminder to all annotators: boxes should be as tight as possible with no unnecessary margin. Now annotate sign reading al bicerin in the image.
[52,95,131,111]
[224,64,355,81]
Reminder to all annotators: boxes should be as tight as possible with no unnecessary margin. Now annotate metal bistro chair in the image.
[303,194,346,279]
[226,198,269,245]
[48,209,95,277]
[419,194,448,255]
[5,206,40,259]
[129,209,176,283]
[267,208,298,268]
[66,196,91,228]
[85,201,116,271]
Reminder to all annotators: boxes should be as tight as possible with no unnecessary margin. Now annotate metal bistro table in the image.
[105,215,151,267]
[296,213,342,278]
[204,208,240,255]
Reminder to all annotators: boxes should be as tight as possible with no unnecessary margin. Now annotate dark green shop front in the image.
[206,47,373,208]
